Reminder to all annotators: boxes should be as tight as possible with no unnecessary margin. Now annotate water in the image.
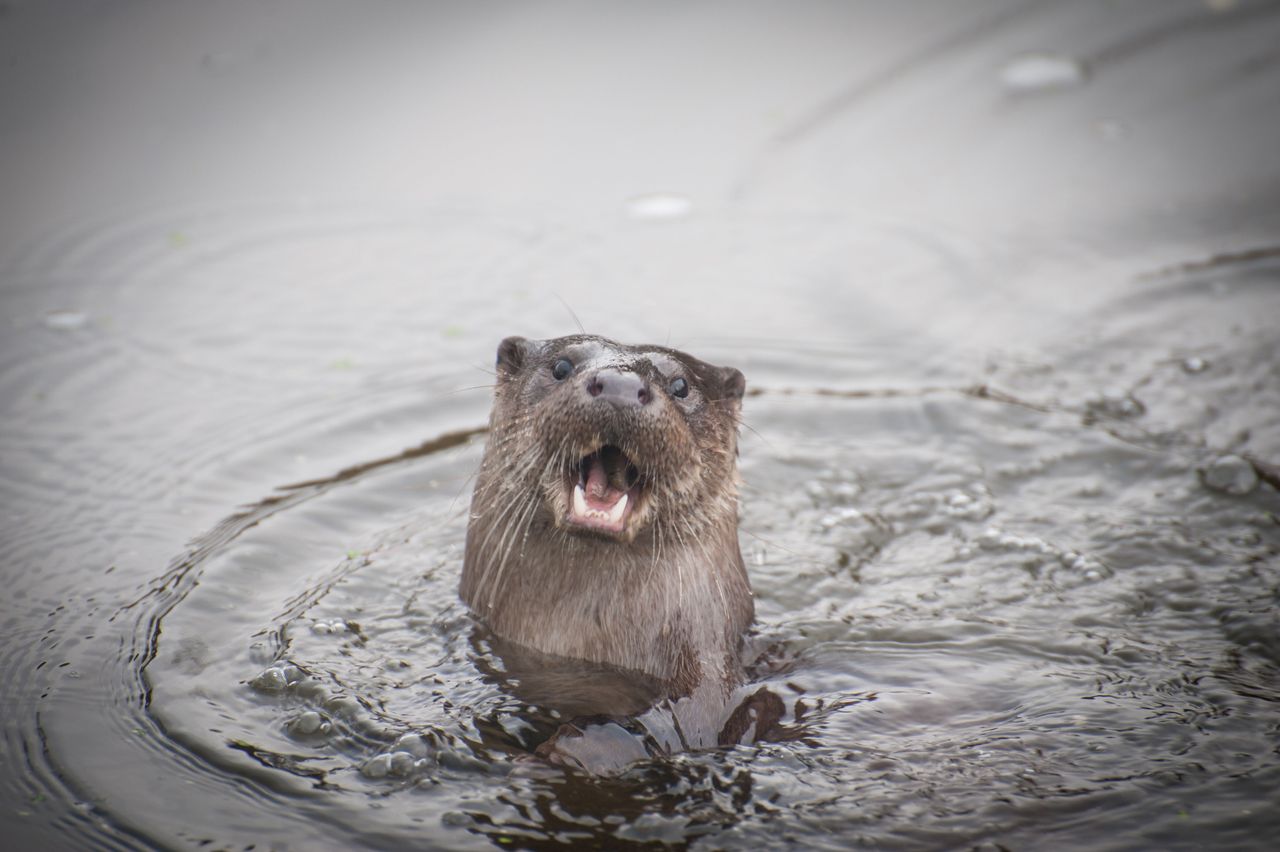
[2,2,1279,849]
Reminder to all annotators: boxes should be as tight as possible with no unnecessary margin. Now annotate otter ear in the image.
[495,336,536,377]
[714,365,746,401]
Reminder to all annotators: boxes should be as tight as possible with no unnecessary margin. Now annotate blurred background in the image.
[2,1,1278,848]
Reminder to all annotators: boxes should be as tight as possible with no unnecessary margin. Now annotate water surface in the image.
[2,2,1279,849]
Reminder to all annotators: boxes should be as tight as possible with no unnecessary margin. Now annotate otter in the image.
[461,335,776,767]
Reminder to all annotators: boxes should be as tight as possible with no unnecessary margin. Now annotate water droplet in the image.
[1199,454,1258,496]
[43,310,88,331]
[624,193,692,221]
[1000,53,1086,94]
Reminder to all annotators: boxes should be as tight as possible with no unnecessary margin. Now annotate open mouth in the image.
[566,445,643,536]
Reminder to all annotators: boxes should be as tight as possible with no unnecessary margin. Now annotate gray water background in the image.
[2,1,1279,849]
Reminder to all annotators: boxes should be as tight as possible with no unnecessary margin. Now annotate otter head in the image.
[462,334,753,694]
[478,334,746,547]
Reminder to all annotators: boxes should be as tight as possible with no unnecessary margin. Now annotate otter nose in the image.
[586,369,652,408]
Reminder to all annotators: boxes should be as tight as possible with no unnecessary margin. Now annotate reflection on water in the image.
[2,1,1280,849]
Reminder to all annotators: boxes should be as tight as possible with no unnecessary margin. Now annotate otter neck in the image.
[462,505,752,694]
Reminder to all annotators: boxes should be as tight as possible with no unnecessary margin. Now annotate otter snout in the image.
[585,369,652,408]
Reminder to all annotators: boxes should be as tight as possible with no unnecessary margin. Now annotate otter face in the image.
[487,335,745,544]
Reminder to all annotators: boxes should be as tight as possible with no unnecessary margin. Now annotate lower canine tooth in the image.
[607,493,628,526]
[573,484,587,518]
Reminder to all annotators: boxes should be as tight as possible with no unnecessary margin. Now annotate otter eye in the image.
[551,358,574,381]
[669,377,689,399]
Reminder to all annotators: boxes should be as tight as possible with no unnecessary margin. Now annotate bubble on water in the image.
[292,677,326,701]
[389,750,417,775]
[1000,53,1086,94]
[323,695,362,720]
[1063,551,1106,577]
[1181,356,1209,374]
[977,527,1052,553]
[977,527,1107,580]
[43,310,89,331]
[832,482,860,500]
[250,662,304,693]
[820,506,865,530]
[361,753,392,779]
[311,618,350,636]
[623,193,693,221]
[1086,389,1145,419]
[394,733,430,758]
[942,488,994,521]
[288,711,329,737]
[361,750,422,780]
[1199,454,1258,496]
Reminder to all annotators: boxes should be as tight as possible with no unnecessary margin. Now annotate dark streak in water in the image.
[754,382,1280,494]
[727,0,1058,200]
[1085,0,1280,70]
[117,425,487,621]
[280,425,489,490]
[227,740,335,790]
[1138,244,1280,280]
[765,0,1055,150]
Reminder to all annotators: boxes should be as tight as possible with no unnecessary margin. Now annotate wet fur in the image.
[461,335,752,701]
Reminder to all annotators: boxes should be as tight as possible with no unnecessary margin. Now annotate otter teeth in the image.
[607,492,628,525]
[572,483,628,527]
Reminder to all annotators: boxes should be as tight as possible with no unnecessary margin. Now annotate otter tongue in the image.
[585,456,625,505]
